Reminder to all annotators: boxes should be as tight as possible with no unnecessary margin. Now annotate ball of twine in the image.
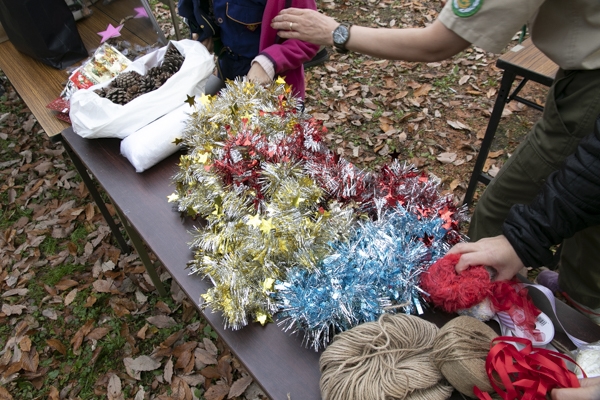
[319,313,454,400]
[430,316,497,398]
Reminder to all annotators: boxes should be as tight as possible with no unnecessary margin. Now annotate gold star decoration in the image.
[198,93,212,106]
[247,213,262,229]
[184,94,196,107]
[259,217,274,234]
[167,193,179,202]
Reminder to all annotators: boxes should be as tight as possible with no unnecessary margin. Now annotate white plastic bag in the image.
[120,102,193,173]
[70,39,214,139]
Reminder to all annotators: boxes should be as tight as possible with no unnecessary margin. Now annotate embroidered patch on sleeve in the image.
[452,0,483,17]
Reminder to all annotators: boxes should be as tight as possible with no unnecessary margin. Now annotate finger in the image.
[447,243,471,255]
[454,256,472,274]
[551,384,600,400]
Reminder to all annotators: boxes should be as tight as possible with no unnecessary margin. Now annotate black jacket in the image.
[503,117,600,268]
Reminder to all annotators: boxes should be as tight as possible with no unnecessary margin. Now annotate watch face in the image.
[333,25,349,45]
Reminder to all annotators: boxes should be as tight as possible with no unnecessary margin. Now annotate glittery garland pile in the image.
[171,79,356,329]
[276,204,458,351]
[170,79,467,344]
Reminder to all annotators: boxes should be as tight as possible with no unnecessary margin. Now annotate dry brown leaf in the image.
[136,323,149,340]
[46,339,67,355]
[85,203,95,221]
[164,357,174,384]
[204,384,230,400]
[488,150,504,158]
[449,179,460,191]
[19,336,32,352]
[483,158,494,173]
[86,327,110,341]
[64,288,77,306]
[436,152,457,164]
[195,348,218,365]
[171,376,193,400]
[160,329,185,348]
[446,120,471,131]
[200,365,221,379]
[47,386,59,400]
[218,355,233,384]
[107,374,124,400]
[21,348,39,372]
[2,304,26,316]
[228,375,253,399]
[1,288,28,297]
[458,75,471,85]
[84,295,97,307]
[71,319,95,353]
[203,337,218,356]
[128,355,162,371]
[55,278,78,291]
[412,83,432,97]
[147,315,177,329]
[312,113,330,121]
[488,164,500,178]
[362,98,378,110]
[154,301,172,314]
[93,279,115,293]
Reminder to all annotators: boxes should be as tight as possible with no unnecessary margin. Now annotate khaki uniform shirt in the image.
[438,0,600,70]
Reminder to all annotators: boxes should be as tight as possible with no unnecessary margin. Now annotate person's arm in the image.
[259,0,320,76]
[450,117,600,279]
[270,8,470,62]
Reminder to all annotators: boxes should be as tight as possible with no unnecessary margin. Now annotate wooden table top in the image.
[59,108,600,398]
[497,38,559,86]
[0,0,165,137]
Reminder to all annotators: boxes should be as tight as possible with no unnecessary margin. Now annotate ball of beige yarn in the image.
[319,314,454,400]
[431,316,497,398]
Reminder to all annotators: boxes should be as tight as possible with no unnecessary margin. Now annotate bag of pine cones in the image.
[70,39,214,139]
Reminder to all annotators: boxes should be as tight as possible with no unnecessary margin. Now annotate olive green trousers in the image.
[468,68,600,308]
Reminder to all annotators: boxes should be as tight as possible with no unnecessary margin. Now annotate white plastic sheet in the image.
[120,103,192,173]
[70,39,214,139]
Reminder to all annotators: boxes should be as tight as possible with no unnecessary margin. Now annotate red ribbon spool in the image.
[475,337,584,400]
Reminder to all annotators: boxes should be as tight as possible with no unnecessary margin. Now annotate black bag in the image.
[0,0,88,69]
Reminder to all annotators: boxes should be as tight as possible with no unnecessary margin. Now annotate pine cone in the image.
[105,87,129,105]
[147,66,163,80]
[112,71,142,89]
[138,76,155,94]
[153,71,172,88]
[94,87,108,98]
[162,46,184,75]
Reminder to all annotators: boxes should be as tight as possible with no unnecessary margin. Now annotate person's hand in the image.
[246,63,271,85]
[551,376,600,400]
[271,8,338,46]
[447,235,525,281]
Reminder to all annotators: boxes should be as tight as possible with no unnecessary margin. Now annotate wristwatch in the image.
[332,24,352,53]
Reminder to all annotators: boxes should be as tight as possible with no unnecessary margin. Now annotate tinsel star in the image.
[97,24,123,44]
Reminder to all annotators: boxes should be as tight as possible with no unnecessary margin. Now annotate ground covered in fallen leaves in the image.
[0,1,548,399]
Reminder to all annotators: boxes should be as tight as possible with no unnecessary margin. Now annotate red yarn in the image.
[420,253,492,313]
[421,254,542,339]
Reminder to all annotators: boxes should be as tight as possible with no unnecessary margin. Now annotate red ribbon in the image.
[475,337,585,400]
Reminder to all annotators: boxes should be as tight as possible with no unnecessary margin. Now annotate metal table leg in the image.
[463,69,517,207]
[60,136,131,253]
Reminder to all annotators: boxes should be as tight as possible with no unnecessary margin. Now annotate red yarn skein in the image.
[420,253,492,313]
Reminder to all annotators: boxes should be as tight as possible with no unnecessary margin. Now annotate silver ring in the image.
[289,22,293,30]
